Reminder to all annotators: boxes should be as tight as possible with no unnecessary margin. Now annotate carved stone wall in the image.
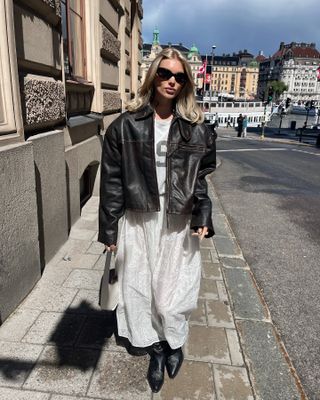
[22,77,65,126]
[101,25,121,62]
[103,90,121,113]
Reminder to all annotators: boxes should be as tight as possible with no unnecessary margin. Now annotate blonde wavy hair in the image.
[126,48,204,124]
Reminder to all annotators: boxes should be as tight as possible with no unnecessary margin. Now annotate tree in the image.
[267,81,288,102]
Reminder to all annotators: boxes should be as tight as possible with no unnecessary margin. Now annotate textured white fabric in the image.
[115,195,201,349]
[154,118,171,195]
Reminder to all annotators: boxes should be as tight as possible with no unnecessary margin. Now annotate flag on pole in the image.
[316,65,320,81]
[198,61,206,74]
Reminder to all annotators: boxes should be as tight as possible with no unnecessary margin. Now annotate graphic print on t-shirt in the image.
[156,140,167,167]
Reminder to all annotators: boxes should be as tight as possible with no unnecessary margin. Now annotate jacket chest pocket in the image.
[177,144,206,153]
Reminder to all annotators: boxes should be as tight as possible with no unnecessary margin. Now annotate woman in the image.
[98,48,216,392]
[242,115,248,137]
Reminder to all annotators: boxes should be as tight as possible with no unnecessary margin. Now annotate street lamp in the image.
[210,45,216,101]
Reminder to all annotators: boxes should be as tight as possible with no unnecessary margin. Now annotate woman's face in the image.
[153,58,186,104]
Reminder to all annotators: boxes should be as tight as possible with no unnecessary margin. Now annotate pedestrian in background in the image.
[237,113,244,137]
[226,115,231,127]
[98,48,216,393]
[242,115,248,137]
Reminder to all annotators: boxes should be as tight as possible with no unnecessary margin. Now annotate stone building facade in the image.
[203,51,259,100]
[258,42,320,105]
[0,0,143,324]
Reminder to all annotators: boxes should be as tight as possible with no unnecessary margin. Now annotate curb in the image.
[208,171,307,399]
[217,129,317,148]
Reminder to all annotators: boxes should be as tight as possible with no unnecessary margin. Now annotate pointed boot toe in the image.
[166,347,184,379]
[147,343,166,393]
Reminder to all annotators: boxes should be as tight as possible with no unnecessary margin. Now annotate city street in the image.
[212,132,320,399]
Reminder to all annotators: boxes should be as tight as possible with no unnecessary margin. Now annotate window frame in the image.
[62,0,87,82]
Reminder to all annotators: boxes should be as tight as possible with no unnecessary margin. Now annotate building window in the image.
[61,0,86,80]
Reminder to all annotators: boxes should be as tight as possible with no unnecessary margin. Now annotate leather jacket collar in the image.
[133,104,192,142]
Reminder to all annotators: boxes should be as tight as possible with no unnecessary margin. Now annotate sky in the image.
[142,0,320,58]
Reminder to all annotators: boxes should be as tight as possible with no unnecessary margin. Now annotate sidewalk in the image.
[216,126,318,147]
[0,179,303,399]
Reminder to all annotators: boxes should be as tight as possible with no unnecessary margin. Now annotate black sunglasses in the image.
[156,67,188,85]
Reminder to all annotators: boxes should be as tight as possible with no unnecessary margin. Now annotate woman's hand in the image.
[105,244,117,252]
[192,226,209,241]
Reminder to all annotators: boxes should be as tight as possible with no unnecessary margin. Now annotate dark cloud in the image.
[142,0,320,57]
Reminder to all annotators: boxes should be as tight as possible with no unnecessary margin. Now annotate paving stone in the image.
[69,289,101,312]
[200,237,215,249]
[0,308,41,342]
[220,257,247,269]
[72,217,98,231]
[216,281,229,302]
[206,300,234,329]
[185,326,230,364]
[199,279,219,300]
[223,269,268,320]
[210,249,220,263]
[51,395,100,400]
[23,345,99,396]
[81,213,97,222]
[19,284,77,312]
[154,360,216,399]
[87,351,151,399]
[62,239,92,258]
[56,254,100,270]
[92,254,106,270]
[22,312,86,345]
[0,341,43,388]
[81,205,98,214]
[0,387,50,400]
[69,228,97,241]
[213,365,254,400]
[212,214,234,238]
[236,320,301,400]
[190,299,207,325]
[200,248,212,262]
[213,237,242,258]
[40,263,74,285]
[226,329,244,366]
[202,261,223,280]
[75,314,122,352]
[85,241,105,255]
[62,269,103,290]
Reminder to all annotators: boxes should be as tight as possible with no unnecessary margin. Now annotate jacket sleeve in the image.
[98,123,124,246]
[190,125,216,238]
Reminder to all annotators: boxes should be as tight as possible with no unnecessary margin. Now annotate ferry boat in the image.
[198,100,272,127]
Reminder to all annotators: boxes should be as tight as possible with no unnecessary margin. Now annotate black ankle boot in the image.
[165,346,184,379]
[147,342,166,393]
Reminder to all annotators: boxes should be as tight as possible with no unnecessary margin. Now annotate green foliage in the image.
[267,81,288,101]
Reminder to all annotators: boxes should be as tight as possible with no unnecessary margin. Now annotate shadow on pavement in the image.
[0,300,148,381]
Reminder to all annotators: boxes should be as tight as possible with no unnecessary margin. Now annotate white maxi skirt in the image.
[115,195,202,349]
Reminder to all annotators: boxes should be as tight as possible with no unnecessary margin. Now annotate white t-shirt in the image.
[154,118,171,195]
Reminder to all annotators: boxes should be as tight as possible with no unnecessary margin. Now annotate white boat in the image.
[199,101,272,127]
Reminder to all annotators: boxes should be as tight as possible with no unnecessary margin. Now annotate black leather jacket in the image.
[98,105,216,246]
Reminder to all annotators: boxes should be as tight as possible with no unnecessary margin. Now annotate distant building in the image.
[202,50,259,100]
[258,42,320,105]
